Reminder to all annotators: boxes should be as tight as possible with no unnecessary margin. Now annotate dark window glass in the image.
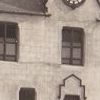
[19,88,36,100]
[6,24,16,40]
[62,27,84,66]
[0,22,18,62]
[64,95,80,100]
[0,23,4,42]
[0,43,4,54]
[62,29,71,42]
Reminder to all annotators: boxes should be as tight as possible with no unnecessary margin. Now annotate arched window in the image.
[58,74,86,100]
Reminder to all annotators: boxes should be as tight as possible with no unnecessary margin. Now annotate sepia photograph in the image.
[0,0,99,100]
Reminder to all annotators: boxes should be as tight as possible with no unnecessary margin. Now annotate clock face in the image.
[62,0,86,9]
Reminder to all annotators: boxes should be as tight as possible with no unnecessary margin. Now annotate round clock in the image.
[97,0,100,6]
[62,0,86,9]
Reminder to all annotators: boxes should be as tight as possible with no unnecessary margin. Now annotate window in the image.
[62,27,84,65]
[19,88,36,100]
[0,22,18,61]
[64,95,80,100]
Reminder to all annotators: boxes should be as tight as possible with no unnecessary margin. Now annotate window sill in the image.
[61,63,84,70]
[0,60,19,64]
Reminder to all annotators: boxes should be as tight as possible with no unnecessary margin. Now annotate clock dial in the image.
[62,0,86,9]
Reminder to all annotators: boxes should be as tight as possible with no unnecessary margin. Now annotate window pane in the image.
[64,95,80,100]
[6,24,17,42]
[6,43,16,55]
[62,48,70,58]
[72,29,83,42]
[62,42,71,47]
[0,37,4,42]
[0,43,4,54]
[0,23,4,41]
[73,43,81,47]
[5,56,15,61]
[62,29,71,42]
[0,55,3,60]
[6,38,16,42]
[73,48,81,59]
[19,88,36,100]
[62,58,70,64]
[72,60,81,65]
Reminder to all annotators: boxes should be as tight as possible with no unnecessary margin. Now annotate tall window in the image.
[62,27,84,65]
[19,88,36,100]
[0,22,18,61]
[64,95,80,100]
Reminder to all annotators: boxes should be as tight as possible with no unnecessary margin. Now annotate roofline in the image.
[0,10,51,17]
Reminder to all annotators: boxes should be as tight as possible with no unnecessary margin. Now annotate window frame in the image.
[61,26,84,66]
[0,21,19,62]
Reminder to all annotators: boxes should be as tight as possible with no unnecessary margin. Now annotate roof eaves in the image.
[0,10,51,17]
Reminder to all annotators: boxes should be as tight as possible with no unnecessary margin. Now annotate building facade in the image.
[0,0,100,100]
